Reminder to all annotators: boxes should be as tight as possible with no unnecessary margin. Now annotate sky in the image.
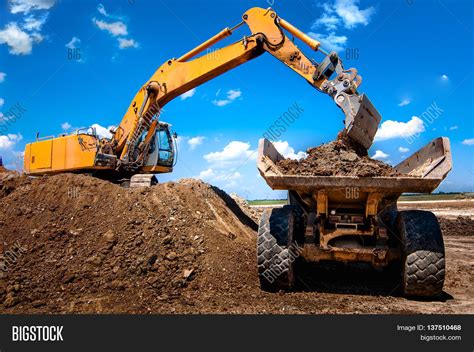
[0,0,473,199]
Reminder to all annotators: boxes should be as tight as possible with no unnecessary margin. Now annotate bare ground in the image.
[0,173,472,314]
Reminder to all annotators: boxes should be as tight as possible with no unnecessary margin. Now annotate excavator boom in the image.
[24,7,381,177]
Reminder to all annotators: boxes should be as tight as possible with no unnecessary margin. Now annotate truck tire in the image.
[257,206,301,292]
[397,210,445,297]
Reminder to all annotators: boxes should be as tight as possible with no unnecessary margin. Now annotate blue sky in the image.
[0,0,473,199]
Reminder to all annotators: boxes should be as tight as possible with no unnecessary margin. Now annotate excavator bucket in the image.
[342,94,381,150]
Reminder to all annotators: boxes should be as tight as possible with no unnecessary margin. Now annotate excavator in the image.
[24,6,381,185]
[23,7,452,297]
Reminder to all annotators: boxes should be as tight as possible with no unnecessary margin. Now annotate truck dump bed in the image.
[257,137,452,195]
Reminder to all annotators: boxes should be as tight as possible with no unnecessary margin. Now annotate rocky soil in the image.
[0,173,471,314]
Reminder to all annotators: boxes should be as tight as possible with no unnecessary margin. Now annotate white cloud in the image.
[334,0,375,28]
[197,168,242,183]
[118,38,138,49]
[65,36,80,49]
[93,18,128,37]
[0,22,42,55]
[22,13,48,31]
[9,0,56,14]
[0,134,23,149]
[312,0,374,31]
[449,125,458,131]
[462,138,474,146]
[308,31,347,52]
[61,122,71,131]
[398,147,409,153]
[398,99,411,107]
[188,136,205,150]
[89,123,113,139]
[0,98,4,107]
[212,89,242,107]
[314,13,340,31]
[441,74,449,81]
[273,141,307,160]
[372,150,389,160]
[180,88,196,100]
[204,141,256,168]
[227,89,241,100]
[375,116,425,141]
[97,4,109,17]
[0,72,6,82]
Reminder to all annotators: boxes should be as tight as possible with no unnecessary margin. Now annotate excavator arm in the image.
[109,7,381,171]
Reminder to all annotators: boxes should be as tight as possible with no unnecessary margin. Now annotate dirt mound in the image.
[229,193,260,223]
[439,216,474,236]
[1,173,472,314]
[0,174,257,313]
[277,138,401,177]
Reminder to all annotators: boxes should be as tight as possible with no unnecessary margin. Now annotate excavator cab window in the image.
[156,125,174,167]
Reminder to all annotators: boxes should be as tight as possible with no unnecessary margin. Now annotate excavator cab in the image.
[143,122,176,172]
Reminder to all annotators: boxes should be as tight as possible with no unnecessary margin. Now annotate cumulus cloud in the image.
[0,133,23,149]
[309,0,374,53]
[188,136,205,150]
[398,147,409,153]
[372,150,389,160]
[333,0,375,28]
[204,141,256,168]
[449,125,458,131]
[375,116,425,141]
[0,22,42,55]
[180,88,196,100]
[9,0,56,14]
[65,36,80,49]
[93,18,128,37]
[273,141,307,160]
[398,99,411,107]
[308,31,347,52]
[118,38,138,49]
[0,72,6,83]
[61,122,71,131]
[314,13,340,31]
[198,168,242,182]
[462,138,474,146]
[212,89,242,107]
[88,123,113,139]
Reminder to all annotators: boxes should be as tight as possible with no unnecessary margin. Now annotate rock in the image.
[166,252,178,261]
[340,151,358,162]
[147,275,160,286]
[4,292,19,308]
[183,269,194,280]
[31,300,46,308]
[110,280,126,291]
[62,273,76,284]
[103,230,117,245]
[162,235,173,245]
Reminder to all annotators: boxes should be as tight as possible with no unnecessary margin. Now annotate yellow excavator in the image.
[24,7,381,186]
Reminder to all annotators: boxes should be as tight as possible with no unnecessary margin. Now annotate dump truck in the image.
[257,137,452,297]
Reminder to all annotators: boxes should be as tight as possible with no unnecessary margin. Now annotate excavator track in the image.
[130,174,158,188]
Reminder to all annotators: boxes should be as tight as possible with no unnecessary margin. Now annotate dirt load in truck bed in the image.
[0,173,472,314]
[277,137,402,177]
